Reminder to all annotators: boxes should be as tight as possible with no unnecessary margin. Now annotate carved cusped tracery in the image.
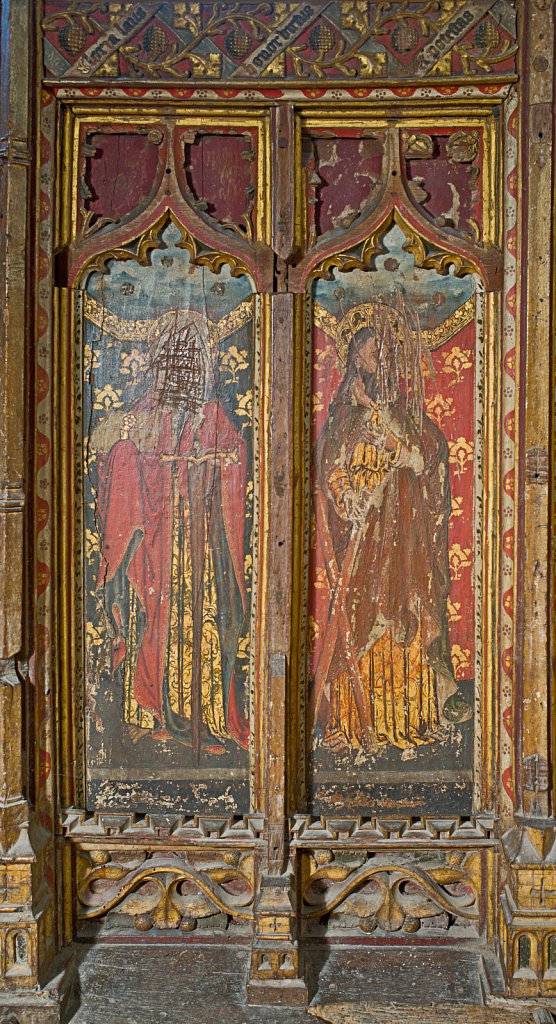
[291,128,502,293]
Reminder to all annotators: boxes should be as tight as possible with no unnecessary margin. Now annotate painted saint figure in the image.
[92,311,249,757]
[312,301,471,754]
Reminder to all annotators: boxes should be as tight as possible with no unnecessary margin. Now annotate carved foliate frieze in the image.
[75,847,256,933]
[300,849,481,938]
[41,1,517,83]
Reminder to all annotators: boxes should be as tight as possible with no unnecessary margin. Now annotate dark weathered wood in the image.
[51,943,555,1024]
[309,1006,552,1023]
[0,0,49,1002]
[265,293,295,860]
[271,104,296,266]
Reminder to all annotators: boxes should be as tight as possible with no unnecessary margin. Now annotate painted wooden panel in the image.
[81,223,256,812]
[307,222,480,815]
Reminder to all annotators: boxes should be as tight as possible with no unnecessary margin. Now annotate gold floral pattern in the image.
[219,345,249,384]
[442,346,473,384]
[449,543,473,581]
[451,644,471,676]
[235,390,253,424]
[93,383,123,411]
[425,392,455,428]
[449,436,474,476]
[120,348,148,383]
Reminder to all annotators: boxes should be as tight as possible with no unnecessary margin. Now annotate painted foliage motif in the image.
[42,1,517,83]
[82,223,255,812]
[309,225,479,815]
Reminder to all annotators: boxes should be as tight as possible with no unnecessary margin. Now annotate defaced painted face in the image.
[354,330,379,375]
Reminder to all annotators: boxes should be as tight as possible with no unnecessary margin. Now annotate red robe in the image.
[96,396,249,748]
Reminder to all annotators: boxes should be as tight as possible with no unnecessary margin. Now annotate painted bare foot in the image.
[167,732,227,755]
[152,726,174,742]
[155,719,227,755]
[435,671,471,726]
[202,741,227,756]
[322,729,349,752]
[127,724,152,744]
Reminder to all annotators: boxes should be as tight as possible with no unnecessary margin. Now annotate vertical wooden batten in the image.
[248,100,308,1004]
[518,0,553,823]
[247,284,307,1002]
[497,0,556,1000]
[0,0,32,901]
[0,0,47,1007]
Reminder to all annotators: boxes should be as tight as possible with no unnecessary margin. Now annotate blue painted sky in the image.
[87,222,253,327]
[314,224,476,333]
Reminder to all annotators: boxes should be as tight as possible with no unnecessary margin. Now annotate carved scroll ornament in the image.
[77,849,255,931]
[302,852,479,935]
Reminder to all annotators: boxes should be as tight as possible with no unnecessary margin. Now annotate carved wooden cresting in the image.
[0,1,554,1019]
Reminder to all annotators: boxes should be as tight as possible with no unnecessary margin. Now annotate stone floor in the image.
[63,941,554,1024]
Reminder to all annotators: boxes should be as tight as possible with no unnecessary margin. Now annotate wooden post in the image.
[0,3,73,1017]
[248,290,307,1005]
[498,0,556,1001]
[248,118,308,996]
[0,0,51,1008]
[517,0,553,823]
[0,0,37,988]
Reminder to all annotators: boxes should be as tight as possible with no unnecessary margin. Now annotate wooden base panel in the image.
[308,1006,555,1024]
[246,978,309,1006]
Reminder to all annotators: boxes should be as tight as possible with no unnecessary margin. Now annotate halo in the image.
[333,295,476,365]
[83,294,254,353]
[336,301,409,366]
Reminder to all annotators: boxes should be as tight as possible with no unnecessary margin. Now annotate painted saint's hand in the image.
[397,445,425,475]
[120,413,137,440]
[342,488,368,528]
[362,420,387,448]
